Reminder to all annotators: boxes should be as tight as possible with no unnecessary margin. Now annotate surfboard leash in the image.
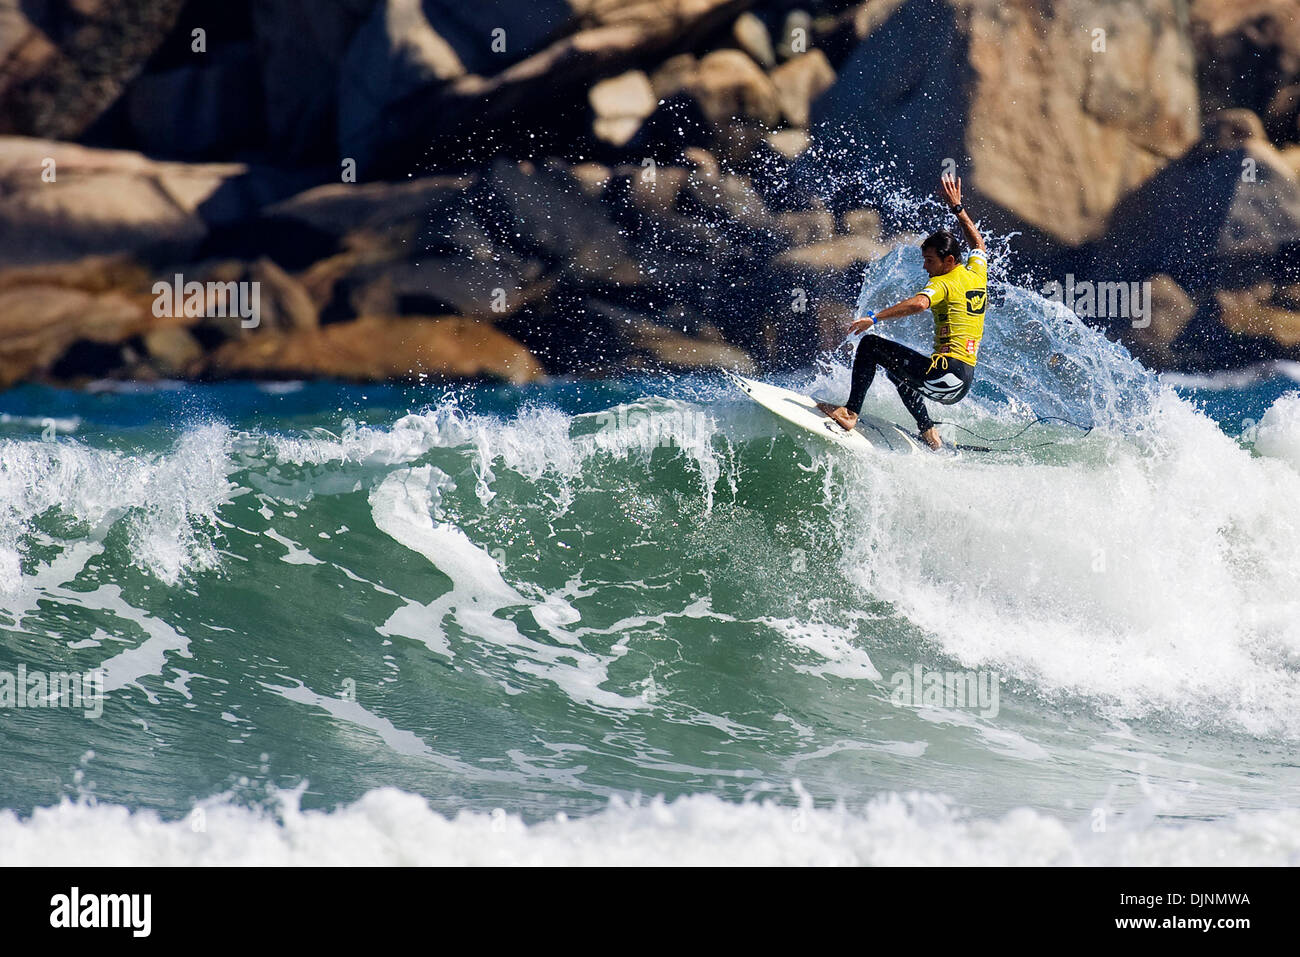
[931,415,1095,452]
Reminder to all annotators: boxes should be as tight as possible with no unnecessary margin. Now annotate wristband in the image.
[863,310,876,325]
[950,204,964,215]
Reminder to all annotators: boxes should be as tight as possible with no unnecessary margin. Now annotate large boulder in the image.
[0,0,187,140]
[339,0,754,175]
[121,42,265,160]
[0,137,247,266]
[770,50,835,128]
[251,0,380,162]
[0,256,158,388]
[802,0,1200,245]
[204,315,544,383]
[1190,0,1300,143]
[1097,110,1300,288]
[589,70,658,146]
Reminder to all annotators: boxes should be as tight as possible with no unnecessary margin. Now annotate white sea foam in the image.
[833,387,1300,737]
[1254,390,1300,472]
[0,424,235,589]
[2,785,1297,866]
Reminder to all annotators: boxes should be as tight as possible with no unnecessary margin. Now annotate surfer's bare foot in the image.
[920,426,942,450]
[816,402,858,431]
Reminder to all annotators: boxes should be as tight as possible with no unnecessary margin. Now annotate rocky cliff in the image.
[2,0,1300,388]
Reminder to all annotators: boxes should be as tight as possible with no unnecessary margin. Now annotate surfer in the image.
[818,172,987,450]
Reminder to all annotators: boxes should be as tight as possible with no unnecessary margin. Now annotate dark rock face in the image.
[0,0,189,139]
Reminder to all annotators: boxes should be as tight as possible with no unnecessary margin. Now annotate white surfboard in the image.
[725,372,922,454]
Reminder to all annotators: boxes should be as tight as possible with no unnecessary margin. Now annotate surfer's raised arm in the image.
[941,172,985,254]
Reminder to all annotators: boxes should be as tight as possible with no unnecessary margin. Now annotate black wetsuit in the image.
[846,335,974,433]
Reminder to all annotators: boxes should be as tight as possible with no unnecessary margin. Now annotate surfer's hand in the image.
[941,172,962,208]
[849,316,875,334]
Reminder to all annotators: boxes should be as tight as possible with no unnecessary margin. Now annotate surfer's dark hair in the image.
[921,230,963,262]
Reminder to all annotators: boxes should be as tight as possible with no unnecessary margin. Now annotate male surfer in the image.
[818,172,987,450]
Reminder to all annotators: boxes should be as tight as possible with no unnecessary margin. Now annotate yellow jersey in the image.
[919,249,987,366]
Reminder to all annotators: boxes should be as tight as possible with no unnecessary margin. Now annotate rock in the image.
[770,50,835,128]
[1125,274,1198,364]
[774,209,836,246]
[685,49,782,128]
[0,0,187,140]
[767,129,810,158]
[589,70,658,147]
[651,54,699,98]
[143,326,205,375]
[0,274,154,388]
[1217,285,1300,349]
[1267,83,1300,143]
[338,0,470,168]
[773,233,888,270]
[248,258,319,331]
[1282,144,1300,180]
[841,208,881,236]
[1191,0,1300,143]
[341,0,750,175]
[250,0,380,162]
[245,175,472,268]
[0,137,248,266]
[1099,109,1300,283]
[204,315,545,383]
[570,162,612,197]
[627,319,756,373]
[803,0,1200,245]
[732,12,776,69]
[122,43,265,160]
[415,0,575,77]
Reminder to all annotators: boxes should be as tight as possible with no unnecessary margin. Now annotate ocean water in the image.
[2,248,1300,865]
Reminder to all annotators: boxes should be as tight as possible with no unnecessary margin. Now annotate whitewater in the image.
[2,245,1299,866]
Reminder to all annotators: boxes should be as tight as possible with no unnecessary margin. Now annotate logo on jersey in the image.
[966,290,987,314]
[966,337,977,356]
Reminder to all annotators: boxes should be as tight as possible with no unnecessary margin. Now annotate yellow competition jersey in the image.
[918,249,987,366]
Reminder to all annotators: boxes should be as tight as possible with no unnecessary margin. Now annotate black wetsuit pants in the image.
[845,336,974,432]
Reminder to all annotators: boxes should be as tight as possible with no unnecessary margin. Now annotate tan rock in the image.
[770,50,835,128]
[775,209,836,246]
[1217,286,1300,348]
[651,53,699,99]
[627,320,756,373]
[814,0,1200,245]
[346,0,753,174]
[589,70,658,146]
[0,283,151,388]
[966,0,1200,244]
[767,129,810,158]
[0,137,246,265]
[570,162,612,197]
[732,12,776,69]
[686,49,783,128]
[249,258,319,331]
[777,10,814,61]
[841,208,881,237]
[205,316,545,383]
[1128,274,1197,361]
[143,326,205,376]
[774,233,888,270]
